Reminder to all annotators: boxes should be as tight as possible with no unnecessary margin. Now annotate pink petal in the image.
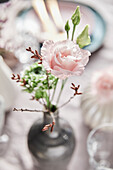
[41,40,54,61]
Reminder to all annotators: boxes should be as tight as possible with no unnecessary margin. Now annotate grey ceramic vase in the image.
[28,110,76,170]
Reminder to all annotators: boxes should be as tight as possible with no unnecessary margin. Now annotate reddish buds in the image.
[42,121,55,132]
[26,47,42,63]
[11,74,26,86]
[70,83,82,95]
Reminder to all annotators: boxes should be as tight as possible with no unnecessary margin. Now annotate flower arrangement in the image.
[12,6,91,132]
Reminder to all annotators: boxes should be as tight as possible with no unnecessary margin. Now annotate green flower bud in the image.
[71,6,80,26]
[65,20,70,32]
[76,25,91,48]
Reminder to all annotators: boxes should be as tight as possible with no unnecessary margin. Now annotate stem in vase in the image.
[51,78,59,102]
[56,78,67,104]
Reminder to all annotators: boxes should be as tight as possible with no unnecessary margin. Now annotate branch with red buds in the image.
[42,112,55,132]
[13,108,48,113]
[11,74,26,86]
[42,121,55,132]
[58,83,82,109]
[26,47,42,64]
[71,83,82,96]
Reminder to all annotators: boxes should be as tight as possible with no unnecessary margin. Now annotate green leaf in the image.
[71,6,80,26]
[32,66,45,75]
[76,25,91,48]
[35,90,50,107]
[23,87,34,93]
[35,89,43,99]
[65,20,70,32]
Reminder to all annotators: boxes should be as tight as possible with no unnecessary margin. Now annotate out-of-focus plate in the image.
[15,1,106,53]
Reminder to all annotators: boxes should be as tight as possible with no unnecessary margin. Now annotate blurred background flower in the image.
[91,68,113,103]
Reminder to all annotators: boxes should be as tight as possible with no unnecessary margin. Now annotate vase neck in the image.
[43,110,60,137]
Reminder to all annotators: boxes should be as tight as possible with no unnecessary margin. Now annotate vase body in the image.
[28,111,76,170]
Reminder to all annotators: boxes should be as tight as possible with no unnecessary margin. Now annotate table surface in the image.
[0,0,113,170]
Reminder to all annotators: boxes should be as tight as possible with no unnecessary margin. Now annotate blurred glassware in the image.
[0,95,9,156]
[0,0,11,37]
[0,0,37,64]
[81,68,113,129]
[32,0,57,34]
[0,0,13,38]
[12,31,39,64]
[32,0,65,42]
[87,123,113,170]
[0,0,18,63]
[46,0,64,32]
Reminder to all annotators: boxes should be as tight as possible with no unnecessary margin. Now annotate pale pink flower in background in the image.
[41,40,91,79]
[91,68,113,103]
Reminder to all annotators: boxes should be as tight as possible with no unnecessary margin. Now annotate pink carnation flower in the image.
[41,40,91,79]
[91,68,113,103]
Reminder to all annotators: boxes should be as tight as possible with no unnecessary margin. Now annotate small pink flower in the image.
[41,40,91,79]
[91,69,113,103]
